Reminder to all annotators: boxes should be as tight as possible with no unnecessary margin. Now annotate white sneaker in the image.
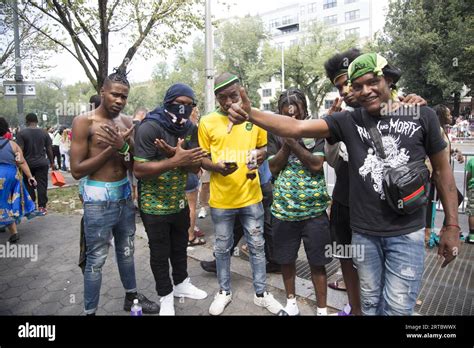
[159,292,175,316]
[254,292,283,315]
[209,290,232,316]
[173,278,207,300]
[278,298,300,316]
[198,207,207,219]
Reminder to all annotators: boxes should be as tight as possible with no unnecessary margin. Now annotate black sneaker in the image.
[200,260,217,273]
[123,293,160,314]
[8,234,19,243]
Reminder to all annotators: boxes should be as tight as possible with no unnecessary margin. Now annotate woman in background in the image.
[0,117,37,243]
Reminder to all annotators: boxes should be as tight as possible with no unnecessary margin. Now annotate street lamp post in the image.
[204,0,215,114]
[12,0,24,128]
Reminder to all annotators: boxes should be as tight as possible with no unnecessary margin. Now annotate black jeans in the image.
[52,145,61,169]
[24,165,49,209]
[232,182,276,264]
[141,207,190,297]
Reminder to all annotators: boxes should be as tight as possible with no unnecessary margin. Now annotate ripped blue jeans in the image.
[83,198,137,314]
[211,203,266,294]
[352,228,425,315]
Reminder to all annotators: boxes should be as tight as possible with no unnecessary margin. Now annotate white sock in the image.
[284,297,299,316]
[316,307,328,316]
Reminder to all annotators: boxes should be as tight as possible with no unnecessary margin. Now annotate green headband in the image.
[348,53,388,83]
[214,75,239,94]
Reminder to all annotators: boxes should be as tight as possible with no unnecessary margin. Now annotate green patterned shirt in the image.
[134,119,198,215]
[269,136,330,221]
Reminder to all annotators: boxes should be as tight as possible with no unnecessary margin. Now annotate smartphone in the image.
[224,161,238,170]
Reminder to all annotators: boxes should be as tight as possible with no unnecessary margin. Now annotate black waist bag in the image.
[362,110,430,215]
[383,160,430,215]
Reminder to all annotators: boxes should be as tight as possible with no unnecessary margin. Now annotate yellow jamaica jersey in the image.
[198,110,267,209]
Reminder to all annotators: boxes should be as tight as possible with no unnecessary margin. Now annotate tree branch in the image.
[68,0,99,51]
[106,0,120,28]
[49,0,99,75]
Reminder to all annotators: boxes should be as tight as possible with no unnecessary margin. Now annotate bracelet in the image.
[118,142,128,153]
[444,224,461,230]
[118,142,130,155]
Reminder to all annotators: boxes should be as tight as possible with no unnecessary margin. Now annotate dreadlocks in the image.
[104,67,130,88]
[277,88,309,119]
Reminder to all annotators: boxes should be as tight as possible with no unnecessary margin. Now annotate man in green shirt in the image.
[268,88,332,316]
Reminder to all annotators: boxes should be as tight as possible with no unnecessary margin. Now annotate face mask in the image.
[165,103,193,122]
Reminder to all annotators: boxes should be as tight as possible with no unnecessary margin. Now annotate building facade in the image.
[257,0,389,115]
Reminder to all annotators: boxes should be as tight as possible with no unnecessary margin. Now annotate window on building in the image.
[324,15,337,25]
[263,103,271,111]
[270,18,280,28]
[308,2,318,13]
[345,27,360,38]
[323,0,337,9]
[325,100,335,109]
[345,10,360,21]
[345,0,357,3]
[262,89,272,97]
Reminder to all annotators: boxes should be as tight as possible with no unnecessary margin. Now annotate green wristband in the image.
[118,142,130,155]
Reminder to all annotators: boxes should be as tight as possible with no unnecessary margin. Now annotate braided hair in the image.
[104,67,130,88]
[277,88,309,119]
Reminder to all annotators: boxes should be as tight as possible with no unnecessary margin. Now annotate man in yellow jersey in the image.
[199,73,283,316]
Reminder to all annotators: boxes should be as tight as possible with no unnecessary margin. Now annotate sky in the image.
[43,0,301,85]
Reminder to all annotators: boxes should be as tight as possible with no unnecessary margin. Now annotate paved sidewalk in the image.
[0,213,322,316]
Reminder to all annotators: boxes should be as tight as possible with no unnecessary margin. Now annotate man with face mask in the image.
[134,83,208,316]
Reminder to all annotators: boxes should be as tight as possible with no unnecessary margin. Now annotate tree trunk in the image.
[453,91,461,118]
[97,0,109,92]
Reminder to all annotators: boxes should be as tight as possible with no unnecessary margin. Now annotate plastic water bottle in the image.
[130,299,142,316]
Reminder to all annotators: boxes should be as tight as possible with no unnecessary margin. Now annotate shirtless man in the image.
[71,70,159,315]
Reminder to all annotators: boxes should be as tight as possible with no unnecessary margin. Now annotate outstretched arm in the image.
[227,87,331,139]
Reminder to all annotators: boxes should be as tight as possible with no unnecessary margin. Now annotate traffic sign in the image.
[2,81,36,97]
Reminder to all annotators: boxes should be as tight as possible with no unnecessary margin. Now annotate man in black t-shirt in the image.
[226,53,460,316]
[16,113,54,215]
[134,83,208,316]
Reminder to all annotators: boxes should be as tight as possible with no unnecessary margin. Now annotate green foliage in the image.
[214,16,267,106]
[0,0,54,79]
[0,79,96,127]
[262,22,358,116]
[378,0,473,107]
[21,0,205,91]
